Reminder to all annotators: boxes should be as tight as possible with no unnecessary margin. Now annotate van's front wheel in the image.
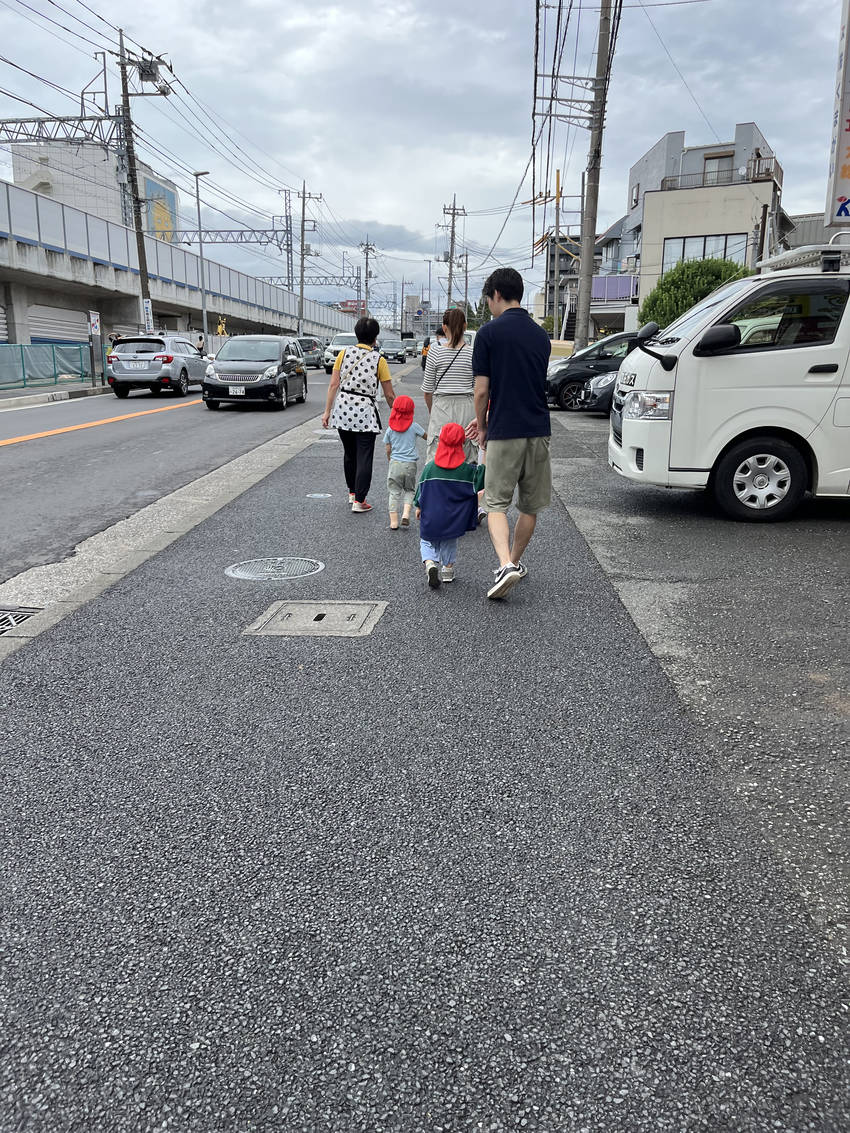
[713,436,807,522]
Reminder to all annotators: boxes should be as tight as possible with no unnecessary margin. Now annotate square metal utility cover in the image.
[244,600,387,638]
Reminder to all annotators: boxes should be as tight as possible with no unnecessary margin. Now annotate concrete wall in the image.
[621,131,684,261]
[679,123,772,178]
[639,180,773,299]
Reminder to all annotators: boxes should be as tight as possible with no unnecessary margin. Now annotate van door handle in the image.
[807,363,839,373]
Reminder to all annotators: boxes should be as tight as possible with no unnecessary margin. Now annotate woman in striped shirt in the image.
[421,308,477,463]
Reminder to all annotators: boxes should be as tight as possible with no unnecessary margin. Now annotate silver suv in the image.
[107,335,207,398]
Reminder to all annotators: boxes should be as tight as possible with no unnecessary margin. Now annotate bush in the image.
[639,258,750,329]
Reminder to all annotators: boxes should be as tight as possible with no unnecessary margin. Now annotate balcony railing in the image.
[660,156,783,192]
[591,274,639,303]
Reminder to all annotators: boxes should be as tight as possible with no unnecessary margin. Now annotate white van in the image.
[608,240,850,521]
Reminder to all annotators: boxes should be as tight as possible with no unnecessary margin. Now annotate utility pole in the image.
[360,237,376,316]
[119,28,151,329]
[193,171,210,346]
[443,194,466,307]
[462,253,469,316]
[298,181,321,334]
[553,168,561,338]
[423,259,432,333]
[574,0,612,350]
[399,277,405,334]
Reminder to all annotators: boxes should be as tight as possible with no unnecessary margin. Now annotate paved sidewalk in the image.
[0,399,846,1131]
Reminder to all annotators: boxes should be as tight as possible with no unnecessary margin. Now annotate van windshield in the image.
[331,334,358,347]
[216,339,280,362]
[657,277,755,342]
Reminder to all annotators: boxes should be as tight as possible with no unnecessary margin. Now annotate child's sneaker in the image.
[425,560,441,588]
[352,500,372,513]
[441,565,455,583]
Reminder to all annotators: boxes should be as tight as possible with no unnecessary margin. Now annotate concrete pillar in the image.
[5,282,30,344]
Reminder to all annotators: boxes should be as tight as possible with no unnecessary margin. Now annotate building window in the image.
[661,233,748,275]
[630,183,640,208]
[704,154,734,186]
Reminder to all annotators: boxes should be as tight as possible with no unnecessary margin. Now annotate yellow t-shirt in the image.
[334,343,391,384]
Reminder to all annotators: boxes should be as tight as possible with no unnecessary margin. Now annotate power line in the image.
[635,0,719,141]
[6,0,108,49]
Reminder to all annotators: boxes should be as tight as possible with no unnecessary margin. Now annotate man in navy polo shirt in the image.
[472,267,552,600]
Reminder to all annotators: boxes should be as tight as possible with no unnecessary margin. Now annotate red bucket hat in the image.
[388,395,415,432]
[434,421,467,469]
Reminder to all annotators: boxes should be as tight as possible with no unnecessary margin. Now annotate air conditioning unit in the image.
[624,256,637,271]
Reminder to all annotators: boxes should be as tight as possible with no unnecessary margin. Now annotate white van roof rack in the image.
[758,231,850,274]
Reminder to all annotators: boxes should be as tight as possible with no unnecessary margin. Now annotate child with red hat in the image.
[383,395,426,529]
[413,421,485,588]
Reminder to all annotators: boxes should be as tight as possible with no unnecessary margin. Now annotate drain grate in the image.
[0,605,43,636]
[225,557,325,582]
[244,600,387,637]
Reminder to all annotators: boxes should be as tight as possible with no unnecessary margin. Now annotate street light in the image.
[193,171,210,348]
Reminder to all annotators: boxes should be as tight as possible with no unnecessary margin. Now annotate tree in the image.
[639,258,750,328]
[467,294,492,330]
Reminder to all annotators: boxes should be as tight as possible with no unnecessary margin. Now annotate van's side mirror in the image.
[696,323,741,354]
[637,321,659,341]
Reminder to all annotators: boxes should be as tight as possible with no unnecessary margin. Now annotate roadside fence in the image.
[0,343,98,388]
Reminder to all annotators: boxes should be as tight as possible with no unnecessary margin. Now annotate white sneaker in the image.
[425,560,441,588]
[441,565,455,583]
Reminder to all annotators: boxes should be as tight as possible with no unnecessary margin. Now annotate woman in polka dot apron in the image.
[322,317,397,512]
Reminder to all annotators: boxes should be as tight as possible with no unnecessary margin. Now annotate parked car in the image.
[324,332,358,373]
[381,338,407,364]
[546,331,638,411]
[202,335,307,411]
[106,335,207,398]
[297,337,324,369]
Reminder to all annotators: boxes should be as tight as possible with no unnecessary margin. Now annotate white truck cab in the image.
[608,237,850,520]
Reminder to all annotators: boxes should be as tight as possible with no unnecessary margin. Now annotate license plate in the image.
[127,361,148,370]
[228,386,245,396]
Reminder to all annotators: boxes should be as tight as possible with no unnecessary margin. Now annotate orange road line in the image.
[0,399,203,448]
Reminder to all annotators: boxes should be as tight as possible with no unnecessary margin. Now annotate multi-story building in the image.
[593,122,791,335]
[12,142,179,239]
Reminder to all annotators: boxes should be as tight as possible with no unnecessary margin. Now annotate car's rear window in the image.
[112,339,165,354]
[298,339,315,349]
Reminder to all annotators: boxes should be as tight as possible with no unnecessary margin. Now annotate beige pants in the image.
[426,393,478,463]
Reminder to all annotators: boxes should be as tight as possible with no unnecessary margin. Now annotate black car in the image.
[380,338,407,364]
[546,332,638,411]
[202,335,308,410]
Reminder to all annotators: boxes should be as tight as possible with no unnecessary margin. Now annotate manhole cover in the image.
[0,605,42,636]
[225,557,325,582]
[306,493,332,499]
[244,600,387,638]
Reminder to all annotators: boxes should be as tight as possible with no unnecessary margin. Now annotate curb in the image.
[0,386,112,410]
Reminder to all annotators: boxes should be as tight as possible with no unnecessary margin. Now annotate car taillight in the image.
[154,354,173,363]
[106,354,116,364]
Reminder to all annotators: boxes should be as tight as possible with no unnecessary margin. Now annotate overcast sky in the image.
[0,0,842,314]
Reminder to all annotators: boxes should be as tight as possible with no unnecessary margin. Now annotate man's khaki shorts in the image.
[484,436,552,514]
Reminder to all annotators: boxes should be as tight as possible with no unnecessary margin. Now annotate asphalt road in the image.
[550,408,850,954]
[0,362,411,583]
[0,389,846,1131]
